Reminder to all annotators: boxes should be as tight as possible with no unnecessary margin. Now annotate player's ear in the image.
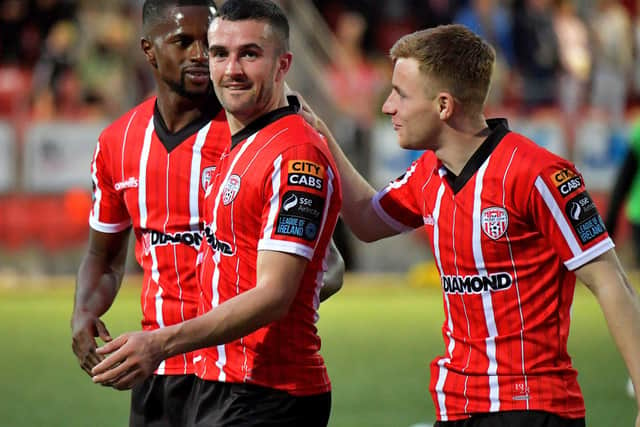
[275,52,293,83]
[141,37,158,69]
[437,92,454,120]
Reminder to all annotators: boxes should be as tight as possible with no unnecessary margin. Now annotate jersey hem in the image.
[257,239,314,260]
[372,190,416,233]
[89,216,132,233]
[564,238,614,271]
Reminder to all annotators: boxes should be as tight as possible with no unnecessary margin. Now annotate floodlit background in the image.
[0,0,638,426]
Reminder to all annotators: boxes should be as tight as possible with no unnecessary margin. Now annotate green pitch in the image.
[0,274,635,427]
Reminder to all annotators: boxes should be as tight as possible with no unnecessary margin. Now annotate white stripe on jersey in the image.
[121,111,137,182]
[565,238,614,271]
[535,175,615,270]
[314,166,335,253]
[258,239,314,260]
[139,117,153,229]
[90,141,103,225]
[432,182,452,421]
[371,162,421,233]
[155,284,166,374]
[534,176,582,255]
[372,190,417,233]
[262,154,283,240]
[189,123,211,230]
[472,159,500,413]
[90,111,137,232]
[503,148,529,408]
[209,133,259,381]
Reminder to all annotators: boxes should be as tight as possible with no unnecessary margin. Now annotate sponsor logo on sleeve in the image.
[565,192,606,244]
[275,190,325,241]
[550,168,583,197]
[222,174,241,205]
[287,160,324,190]
[114,177,138,191]
[201,166,215,191]
[481,207,509,240]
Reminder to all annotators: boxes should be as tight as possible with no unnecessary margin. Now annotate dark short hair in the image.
[391,24,496,111]
[216,0,289,51]
[142,0,217,33]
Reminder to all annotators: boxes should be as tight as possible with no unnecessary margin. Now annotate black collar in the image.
[153,98,223,153]
[230,105,298,150]
[443,118,510,194]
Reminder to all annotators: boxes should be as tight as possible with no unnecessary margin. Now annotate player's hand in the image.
[635,412,639,427]
[284,87,321,131]
[91,331,163,390]
[71,311,112,376]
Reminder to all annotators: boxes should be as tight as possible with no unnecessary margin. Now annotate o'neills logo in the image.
[114,177,138,191]
[442,272,513,294]
[142,230,203,255]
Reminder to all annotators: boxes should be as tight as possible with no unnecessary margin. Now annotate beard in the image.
[164,73,213,99]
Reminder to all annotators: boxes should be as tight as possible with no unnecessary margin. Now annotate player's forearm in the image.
[579,252,640,408]
[317,120,385,241]
[157,284,294,359]
[593,276,640,408]
[73,253,124,319]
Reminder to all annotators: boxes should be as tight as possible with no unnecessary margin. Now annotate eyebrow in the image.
[209,43,263,53]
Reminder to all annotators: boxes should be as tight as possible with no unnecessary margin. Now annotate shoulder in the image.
[502,130,575,175]
[98,97,155,145]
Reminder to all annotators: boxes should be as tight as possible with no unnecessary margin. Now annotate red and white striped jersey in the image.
[89,96,230,375]
[195,106,341,396]
[373,119,613,421]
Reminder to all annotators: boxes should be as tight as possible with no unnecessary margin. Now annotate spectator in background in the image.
[552,0,591,142]
[589,0,633,125]
[512,0,560,112]
[606,119,640,268]
[454,0,514,108]
[0,0,34,65]
[30,20,81,119]
[325,8,386,269]
[325,9,385,179]
[75,5,137,118]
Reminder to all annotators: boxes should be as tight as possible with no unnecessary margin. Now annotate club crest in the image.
[201,166,215,191]
[222,174,241,205]
[481,206,509,240]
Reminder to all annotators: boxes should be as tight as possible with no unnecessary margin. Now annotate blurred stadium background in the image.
[0,0,638,426]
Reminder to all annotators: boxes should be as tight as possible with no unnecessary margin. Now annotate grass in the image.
[0,274,636,427]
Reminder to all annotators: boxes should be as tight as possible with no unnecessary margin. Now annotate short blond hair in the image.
[390,24,495,110]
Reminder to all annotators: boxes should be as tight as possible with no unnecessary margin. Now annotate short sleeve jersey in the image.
[195,106,342,396]
[373,119,613,421]
[89,97,230,375]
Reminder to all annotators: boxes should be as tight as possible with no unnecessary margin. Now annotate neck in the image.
[156,90,211,133]
[227,90,288,134]
[435,116,489,176]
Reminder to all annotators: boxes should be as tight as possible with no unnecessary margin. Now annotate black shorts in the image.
[130,374,198,427]
[186,377,331,427]
[434,410,585,427]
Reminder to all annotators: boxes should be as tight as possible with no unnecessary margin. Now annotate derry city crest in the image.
[481,206,508,240]
[222,174,241,205]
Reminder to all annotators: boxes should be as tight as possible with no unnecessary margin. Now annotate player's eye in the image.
[209,48,228,59]
[241,50,258,60]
